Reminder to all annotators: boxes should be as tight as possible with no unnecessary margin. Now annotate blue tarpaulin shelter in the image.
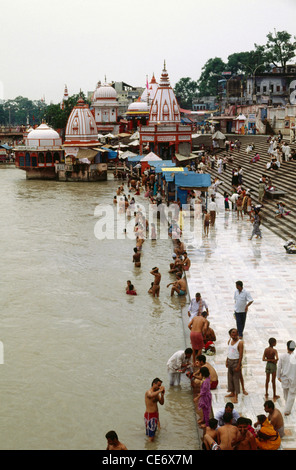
[174,172,211,206]
[174,172,211,189]
[101,147,118,159]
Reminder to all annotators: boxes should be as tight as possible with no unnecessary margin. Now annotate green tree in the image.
[256,30,296,70]
[227,49,266,76]
[0,97,47,125]
[174,77,198,108]
[44,92,89,130]
[196,57,226,96]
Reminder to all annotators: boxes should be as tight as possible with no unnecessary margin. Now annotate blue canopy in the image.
[0,144,12,150]
[174,172,211,188]
[127,155,142,162]
[100,147,118,159]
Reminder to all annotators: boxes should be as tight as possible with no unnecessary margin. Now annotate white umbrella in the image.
[140,152,162,161]
[129,131,140,140]
[235,114,247,121]
[129,139,140,146]
[212,131,226,140]
[119,151,138,160]
[104,133,115,138]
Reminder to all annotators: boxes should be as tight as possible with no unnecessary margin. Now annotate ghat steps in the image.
[197,134,296,241]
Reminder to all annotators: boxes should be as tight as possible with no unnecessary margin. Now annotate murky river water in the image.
[0,168,199,450]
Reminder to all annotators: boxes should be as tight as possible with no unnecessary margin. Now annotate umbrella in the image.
[119,151,138,160]
[129,139,140,146]
[129,131,140,140]
[140,152,162,162]
[235,114,247,121]
[212,131,226,140]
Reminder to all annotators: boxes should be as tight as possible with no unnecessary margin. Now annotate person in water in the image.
[126,280,137,295]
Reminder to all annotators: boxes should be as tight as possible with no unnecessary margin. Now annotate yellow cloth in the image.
[255,419,281,450]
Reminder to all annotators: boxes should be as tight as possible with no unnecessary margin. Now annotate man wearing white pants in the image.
[277,340,296,415]
[167,348,193,386]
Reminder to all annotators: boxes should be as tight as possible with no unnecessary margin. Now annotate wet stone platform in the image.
[180,194,296,450]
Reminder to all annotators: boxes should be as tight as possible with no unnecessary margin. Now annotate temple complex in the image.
[139,63,192,160]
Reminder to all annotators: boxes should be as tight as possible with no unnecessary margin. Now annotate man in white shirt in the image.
[208,196,218,226]
[234,281,253,338]
[188,293,209,319]
[214,402,240,427]
[277,340,296,415]
[167,348,193,386]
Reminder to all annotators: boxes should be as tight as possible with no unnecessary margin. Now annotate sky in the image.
[0,0,295,104]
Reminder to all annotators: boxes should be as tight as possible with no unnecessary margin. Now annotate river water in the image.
[0,167,199,450]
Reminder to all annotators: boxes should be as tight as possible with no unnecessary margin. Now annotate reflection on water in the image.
[0,169,199,450]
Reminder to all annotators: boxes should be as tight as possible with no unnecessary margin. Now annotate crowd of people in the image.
[105,159,296,451]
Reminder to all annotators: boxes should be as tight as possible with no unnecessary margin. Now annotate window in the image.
[38,152,44,164]
[46,151,52,164]
[277,86,280,92]
[263,86,267,93]
[53,152,60,162]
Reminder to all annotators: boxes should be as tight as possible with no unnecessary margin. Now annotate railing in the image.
[0,126,26,133]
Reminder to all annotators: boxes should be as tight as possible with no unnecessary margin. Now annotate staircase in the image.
[202,135,296,241]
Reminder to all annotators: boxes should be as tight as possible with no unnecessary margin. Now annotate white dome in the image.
[26,123,62,147]
[128,101,149,112]
[27,123,60,141]
[94,83,117,100]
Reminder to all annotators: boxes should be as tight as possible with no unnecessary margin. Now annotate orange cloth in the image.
[255,419,281,450]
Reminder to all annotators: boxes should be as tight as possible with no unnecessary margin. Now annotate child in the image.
[126,280,137,296]
[224,192,230,211]
[194,366,212,428]
[262,338,279,399]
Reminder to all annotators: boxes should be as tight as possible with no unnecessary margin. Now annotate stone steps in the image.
[200,135,296,241]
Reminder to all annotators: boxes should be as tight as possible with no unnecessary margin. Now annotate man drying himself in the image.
[144,378,165,442]
[150,267,161,298]
[188,314,208,364]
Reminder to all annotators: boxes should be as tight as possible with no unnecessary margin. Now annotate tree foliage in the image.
[259,30,296,69]
[194,30,296,98]
[174,77,198,108]
[44,92,90,130]
[196,57,226,96]
[0,96,47,126]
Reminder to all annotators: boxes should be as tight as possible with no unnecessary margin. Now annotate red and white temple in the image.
[139,63,192,159]
[91,80,119,135]
[14,122,63,179]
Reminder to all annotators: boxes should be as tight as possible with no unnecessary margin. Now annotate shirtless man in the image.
[191,354,219,393]
[167,273,187,297]
[188,314,208,363]
[174,239,185,256]
[150,267,161,298]
[234,417,257,450]
[202,418,218,450]
[144,378,165,442]
[217,412,241,450]
[133,247,141,267]
[105,430,127,450]
[169,255,183,274]
[182,252,191,272]
[264,400,285,438]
